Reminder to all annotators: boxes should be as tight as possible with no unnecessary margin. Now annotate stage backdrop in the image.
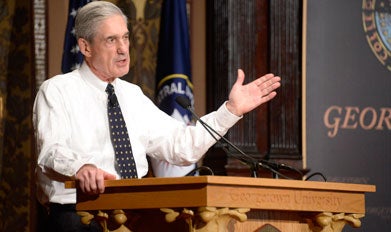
[305,0,390,231]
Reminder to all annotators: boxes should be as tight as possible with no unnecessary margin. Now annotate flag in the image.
[155,0,194,124]
[61,0,91,74]
[153,0,196,177]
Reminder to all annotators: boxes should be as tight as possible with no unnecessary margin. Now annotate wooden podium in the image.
[65,176,375,232]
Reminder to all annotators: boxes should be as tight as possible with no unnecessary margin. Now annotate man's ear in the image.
[78,38,91,57]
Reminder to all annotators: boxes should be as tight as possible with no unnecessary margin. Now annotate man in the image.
[33,1,281,231]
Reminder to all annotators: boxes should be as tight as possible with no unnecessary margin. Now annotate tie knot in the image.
[106,83,118,108]
[105,83,115,95]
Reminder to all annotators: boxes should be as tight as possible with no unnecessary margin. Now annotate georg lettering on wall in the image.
[324,105,391,137]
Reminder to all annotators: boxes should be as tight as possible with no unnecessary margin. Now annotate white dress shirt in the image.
[33,62,241,205]
[150,158,196,177]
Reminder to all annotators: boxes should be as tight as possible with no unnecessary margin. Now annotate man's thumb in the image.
[235,69,245,86]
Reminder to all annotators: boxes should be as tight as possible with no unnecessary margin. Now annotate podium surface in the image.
[65,176,375,231]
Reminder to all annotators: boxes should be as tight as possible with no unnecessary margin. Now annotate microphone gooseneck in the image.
[175,96,299,179]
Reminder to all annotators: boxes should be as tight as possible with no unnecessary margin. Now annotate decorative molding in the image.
[33,0,47,90]
[78,207,250,232]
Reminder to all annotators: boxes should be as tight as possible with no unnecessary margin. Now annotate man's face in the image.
[82,14,130,82]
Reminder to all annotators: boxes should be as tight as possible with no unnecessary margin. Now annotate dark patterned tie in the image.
[105,83,138,179]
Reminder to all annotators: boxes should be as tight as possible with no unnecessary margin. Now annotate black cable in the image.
[185,165,214,176]
[305,172,327,182]
[260,160,304,179]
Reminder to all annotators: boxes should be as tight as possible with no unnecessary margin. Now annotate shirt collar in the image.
[79,62,118,92]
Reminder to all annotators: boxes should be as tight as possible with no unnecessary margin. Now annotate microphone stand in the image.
[196,118,260,178]
[176,96,300,179]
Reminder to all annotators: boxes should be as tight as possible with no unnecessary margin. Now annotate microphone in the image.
[175,96,297,179]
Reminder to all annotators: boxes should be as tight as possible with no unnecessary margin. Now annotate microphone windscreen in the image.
[175,96,191,108]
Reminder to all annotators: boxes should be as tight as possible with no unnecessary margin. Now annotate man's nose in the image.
[117,40,128,54]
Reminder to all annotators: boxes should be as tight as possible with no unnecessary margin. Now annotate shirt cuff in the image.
[215,101,243,129]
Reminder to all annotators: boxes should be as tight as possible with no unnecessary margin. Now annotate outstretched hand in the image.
[226,69,281,116]
[75,164,117,195]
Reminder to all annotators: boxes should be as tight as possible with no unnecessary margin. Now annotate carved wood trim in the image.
[268,0,302,159]
[33,0,47,91]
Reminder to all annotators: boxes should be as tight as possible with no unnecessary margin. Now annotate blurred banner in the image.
[152,0,195,177]
[305,0,391,231]
[155,0,194,121]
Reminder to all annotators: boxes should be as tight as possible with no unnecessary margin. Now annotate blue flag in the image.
[155,0,194,125]
[61,0,91,74]
[152,0,196,177]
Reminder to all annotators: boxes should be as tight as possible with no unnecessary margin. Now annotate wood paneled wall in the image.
[203,0,303,177]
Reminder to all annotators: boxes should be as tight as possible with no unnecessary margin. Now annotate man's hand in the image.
[226,69,281,116]
[75,164,116,195]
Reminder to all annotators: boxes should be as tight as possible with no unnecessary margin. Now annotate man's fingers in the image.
[257,76,281,99]
[96,170,117,194]
[78,171,98,194]
[260,91,277,104]
[76,165,105,195]
[255,73,275,86]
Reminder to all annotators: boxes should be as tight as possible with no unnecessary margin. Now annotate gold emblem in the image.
[362,0,391,71]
